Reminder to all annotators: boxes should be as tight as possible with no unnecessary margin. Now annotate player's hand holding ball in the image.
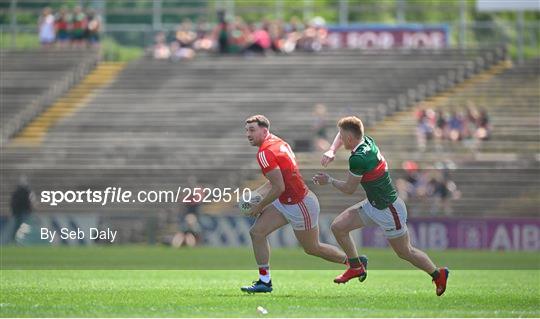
[312,172,331,186]
[239,191,263,217]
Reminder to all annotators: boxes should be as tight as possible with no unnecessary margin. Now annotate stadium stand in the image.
[4,47,534,220]
[1,49,99,143]
[11,62,126,145]
[304,57,540,216]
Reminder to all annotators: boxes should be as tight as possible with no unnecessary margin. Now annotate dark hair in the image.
[245,115,270,128]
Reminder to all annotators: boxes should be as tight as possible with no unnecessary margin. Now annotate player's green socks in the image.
[348,257,362,269]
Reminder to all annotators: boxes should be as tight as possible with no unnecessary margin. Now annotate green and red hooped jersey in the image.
[349,135,398,210]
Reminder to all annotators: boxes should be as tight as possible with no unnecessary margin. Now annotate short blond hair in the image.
[245,115,270,128]
[337,116,364,139]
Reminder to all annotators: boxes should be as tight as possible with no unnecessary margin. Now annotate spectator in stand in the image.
[396,161,428,201]
[415,101,493,151]
[460,101,480,151]
[160,207,200,248]
[229,17,250,54]
[171,19,196,61]
[85,9,101,48]
[152,32,171,60]
[170,41,195,62]
[195,18,210,40]
[427,161,461,215]
[54,7,71,48]
[214,10,229,54]
[242,23,271,55]
[180,175,203,246]
[464,100,479,139]
[282,16,304,53]
[146,12,370,60]
[10,175,36,242]
[176,19,197,48]
[448,110,464,142]
[268,20,285,53]
[427,170,449,214]
[298,16,327,52]
[416,108,434,152]
[70,6,87,48]
[432,109,447,151]
[434,109,447,140]
[38,7,55,48]
[312,16,328,51]
[475,108,491,141]
[40,6,104,49]
[397,160,460,216]
[426,107,437,130]
[193,18,214,53]
[180,213,202,247]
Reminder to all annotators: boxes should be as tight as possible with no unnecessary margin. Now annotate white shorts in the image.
[272,190,319,230]
[357,197,408,239]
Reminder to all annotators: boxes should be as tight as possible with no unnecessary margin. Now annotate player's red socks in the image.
[258,264,271,283]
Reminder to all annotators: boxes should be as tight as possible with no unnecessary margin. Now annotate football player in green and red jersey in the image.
[313,116,449,296]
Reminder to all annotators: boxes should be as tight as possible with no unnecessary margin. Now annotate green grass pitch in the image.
[1,247,539,317]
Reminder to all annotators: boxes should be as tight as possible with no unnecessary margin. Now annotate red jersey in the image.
[256,134,308,204]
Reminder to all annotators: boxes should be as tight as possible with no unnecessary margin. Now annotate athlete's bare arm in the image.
[321,132,343,167]
[247,168,285,217]
[313,171,361,195]
[254,181,272,198]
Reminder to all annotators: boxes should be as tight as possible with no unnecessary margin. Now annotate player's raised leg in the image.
[387,231,449,296]
[281,190,348,265]
[331,203,364,257]
[241,204,288,293]
[294,227,347,264]
[330,204,368,284]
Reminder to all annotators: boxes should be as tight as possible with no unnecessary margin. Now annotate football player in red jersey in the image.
[240,115,357,293]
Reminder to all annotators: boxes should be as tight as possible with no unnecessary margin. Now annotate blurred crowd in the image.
[151,11,328,61]
[396,160,461,215]
[415,100,491,152]
[38,6,101,49]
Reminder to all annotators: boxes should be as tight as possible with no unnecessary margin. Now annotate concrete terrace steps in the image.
[0,48,521,216]
[1,49,100,141]
[10,63,126,145]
